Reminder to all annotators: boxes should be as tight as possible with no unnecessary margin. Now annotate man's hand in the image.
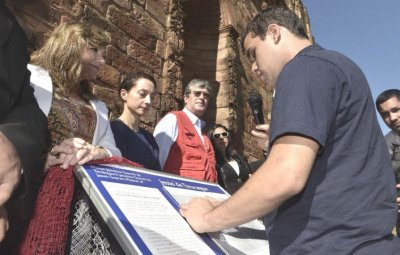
[0,132,21,204]
[0,132,21,242]
[250,124,270,151]
[0,206,8,242]
[396,184,400,206]
[180,197,222,233]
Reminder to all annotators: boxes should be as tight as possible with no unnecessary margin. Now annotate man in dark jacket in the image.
[376,89,400,235]
[0,0,48,250]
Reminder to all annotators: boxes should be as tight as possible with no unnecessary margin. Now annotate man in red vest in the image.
[153,79,217,182]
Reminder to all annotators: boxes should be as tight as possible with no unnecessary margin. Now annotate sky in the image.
[302,0,400,135]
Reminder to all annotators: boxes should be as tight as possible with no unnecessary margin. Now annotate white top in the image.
[227,160,240,175]
[153,108,206,169]
[28,64,121,157]
[28,64,53,116]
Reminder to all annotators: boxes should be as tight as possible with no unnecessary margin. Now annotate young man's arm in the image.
[180,134,319,233]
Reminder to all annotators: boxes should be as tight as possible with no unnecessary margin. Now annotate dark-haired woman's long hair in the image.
[208,124,238,164]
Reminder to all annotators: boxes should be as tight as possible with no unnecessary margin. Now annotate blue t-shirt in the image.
[268,44,399,254]
[111,119,161,171]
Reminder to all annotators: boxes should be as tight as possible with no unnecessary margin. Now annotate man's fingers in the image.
[179,207,187,218]
[60,137,85,146]
[77,155,92,166]
[0,132,21,201]
[52,137,86,155]
[0,206,8,242]
[70,138,86,148]
[178,197,216,233]
[180,203,188,211]
[251,130,268,138]
[205,197,223,207]
[45,154,65,170]
[255,124,270,132]
[0,185,14,206]
[61,148,89,169]
[74,147,92,165]
[51,144,75,155]
[0,167,20,206]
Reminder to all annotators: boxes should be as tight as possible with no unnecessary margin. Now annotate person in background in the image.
[180,7,400,254]
[153,79,217,182]
[20,21,122,254]
[208,124,252,194]
[0,0,49,251]
[376,89,400,236]
[111,72,161,171]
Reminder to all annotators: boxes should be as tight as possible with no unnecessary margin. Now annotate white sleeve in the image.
[153,113,178,169]
[99,122,121,157]
[91,100,121,157]
[28,64,53,116]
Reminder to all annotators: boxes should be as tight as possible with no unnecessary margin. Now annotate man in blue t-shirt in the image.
[180,6,400,254]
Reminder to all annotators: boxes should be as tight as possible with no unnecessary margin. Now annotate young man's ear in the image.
[267,24,280,43]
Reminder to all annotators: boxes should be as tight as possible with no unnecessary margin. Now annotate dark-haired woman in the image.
[208,124,252,194]
[111,73,161,171]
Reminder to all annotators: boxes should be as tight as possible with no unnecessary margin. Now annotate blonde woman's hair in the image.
[31,21,110,99]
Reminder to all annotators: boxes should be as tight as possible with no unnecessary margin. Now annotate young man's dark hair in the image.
[376,89,400,112]
[241,6,309,51]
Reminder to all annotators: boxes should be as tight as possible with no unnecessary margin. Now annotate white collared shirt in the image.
[153,107,206,169]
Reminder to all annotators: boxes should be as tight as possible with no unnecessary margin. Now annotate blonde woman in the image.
[20,21,122,254]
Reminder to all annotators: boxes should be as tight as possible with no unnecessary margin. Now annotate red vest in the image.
[163,111,217,182]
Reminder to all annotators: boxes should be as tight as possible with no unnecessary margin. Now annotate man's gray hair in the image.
[184,79,213,95]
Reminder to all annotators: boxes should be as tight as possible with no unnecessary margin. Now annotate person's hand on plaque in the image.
[180,197,222,233]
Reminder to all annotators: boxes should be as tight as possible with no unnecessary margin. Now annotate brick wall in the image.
[6,0,312,162]
[7,0,169,122]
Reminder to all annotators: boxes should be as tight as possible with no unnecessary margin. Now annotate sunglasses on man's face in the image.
[213,132,229,139]
[191,91,210,99]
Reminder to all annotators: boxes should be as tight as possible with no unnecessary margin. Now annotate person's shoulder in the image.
[90,99,106,107]
[235,153,247,162]
[110,119,122,128]
[140,128,159,146]
[294,44,358,72]
[90,99,110,113]
[385,130,400,140]
[142,128,156,139]
[155,112,178,126]
[0,5,12,46]
[140,128,152,136]
[165,111,181,118]
[284,46,352,88]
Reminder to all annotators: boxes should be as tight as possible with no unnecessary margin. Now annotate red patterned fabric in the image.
[19,156,142,255]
